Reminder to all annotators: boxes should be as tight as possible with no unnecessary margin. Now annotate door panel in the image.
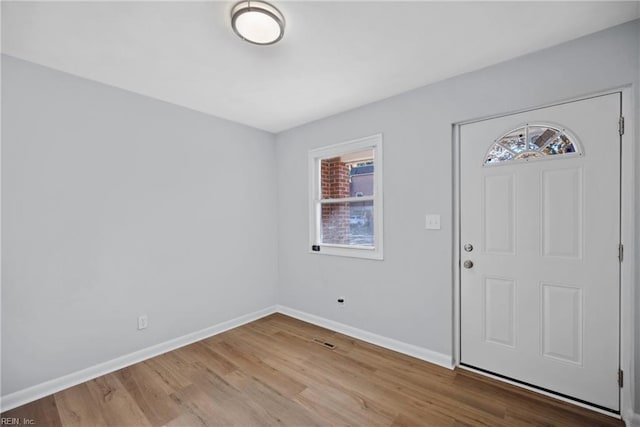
[541,283,583,365]
[484,277,516,347]
[541,168,583,258]
[460,93,621,411]
[483,174,516,254]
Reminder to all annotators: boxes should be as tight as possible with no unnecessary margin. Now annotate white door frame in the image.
[451,87,635,421]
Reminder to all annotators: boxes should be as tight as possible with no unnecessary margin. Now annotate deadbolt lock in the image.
[464,243,473,252]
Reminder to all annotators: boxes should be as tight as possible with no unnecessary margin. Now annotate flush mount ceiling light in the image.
[231,1,285,45]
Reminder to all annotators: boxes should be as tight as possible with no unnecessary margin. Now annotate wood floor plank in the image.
[391,411,461,427]
[169,373,284,427]
[143,350,196,390]
[220,370,326,427]
[84,373,151,427]
[178,342,238,376]
[1,314,624,427]
[206,336,307,398]
[116,363,182,426]
[169,383,237,427]
[0,395,62,427]
[294,381,395,427]
[162,411,207,427]
[54,383,107,427]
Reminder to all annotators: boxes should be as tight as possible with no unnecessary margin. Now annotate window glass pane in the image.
[541,133,576,155]
[485,143,514,164]
[321,200,374,246]
[528,126,558,149]
[498,127,526,153]
[321,149,374,199]
[516,151,544,160]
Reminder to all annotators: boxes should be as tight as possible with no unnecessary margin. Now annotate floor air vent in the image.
[312,338,336,350]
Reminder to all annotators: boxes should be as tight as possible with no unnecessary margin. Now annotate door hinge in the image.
[619,116,625,136]
[619,243,624,262]
[618,369,624,388]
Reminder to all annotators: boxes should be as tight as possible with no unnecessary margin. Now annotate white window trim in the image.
[308,134,383,260]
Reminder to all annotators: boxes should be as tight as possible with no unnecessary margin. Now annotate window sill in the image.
[309,245,383,260]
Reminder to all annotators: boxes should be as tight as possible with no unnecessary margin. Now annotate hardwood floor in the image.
[2,313,623,426]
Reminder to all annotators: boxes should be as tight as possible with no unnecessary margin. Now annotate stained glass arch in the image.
[484,124,582,165]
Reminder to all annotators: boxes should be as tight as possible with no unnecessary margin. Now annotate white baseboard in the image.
[0,305,278,412]
[625,411,640,427]
[276,305,453,369]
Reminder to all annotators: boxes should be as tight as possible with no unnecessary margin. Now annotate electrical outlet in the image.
[138,315,148,330]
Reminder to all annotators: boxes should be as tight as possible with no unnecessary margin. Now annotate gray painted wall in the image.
[276,19,639,411]
[1,55,279,395]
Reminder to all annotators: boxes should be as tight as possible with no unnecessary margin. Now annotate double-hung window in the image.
[308,134,383,260]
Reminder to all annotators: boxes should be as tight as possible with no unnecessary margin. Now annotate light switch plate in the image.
[425,214,441,230]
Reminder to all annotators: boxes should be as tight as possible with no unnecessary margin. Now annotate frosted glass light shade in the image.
[231,1,285,45]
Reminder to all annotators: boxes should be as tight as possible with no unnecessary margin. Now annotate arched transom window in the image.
[484,124,582,165]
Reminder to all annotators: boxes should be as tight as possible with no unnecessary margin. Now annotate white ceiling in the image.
[2,1,639,133]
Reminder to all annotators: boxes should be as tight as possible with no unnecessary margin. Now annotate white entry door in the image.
[460,93,621,412]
